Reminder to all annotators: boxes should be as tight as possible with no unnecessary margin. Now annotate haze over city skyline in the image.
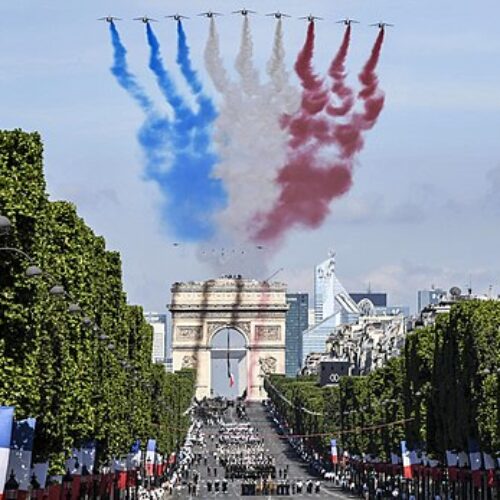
[1,0,499,312]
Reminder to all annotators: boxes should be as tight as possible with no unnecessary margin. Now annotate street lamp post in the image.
[4,471,19,500]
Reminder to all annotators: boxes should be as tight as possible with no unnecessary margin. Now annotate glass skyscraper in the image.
[285,293,309,377]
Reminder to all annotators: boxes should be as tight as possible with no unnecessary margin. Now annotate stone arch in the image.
[209,324,249,348]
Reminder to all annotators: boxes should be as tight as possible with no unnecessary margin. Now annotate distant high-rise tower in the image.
[144,312,168,364]
[285,293,309,377]
[314,251,358,323]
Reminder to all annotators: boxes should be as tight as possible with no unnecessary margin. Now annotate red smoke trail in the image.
[253,29,386,243]
[326,25,354,117]
[332,28,385,159]
[294,22,329,113]
[283,22,330,149]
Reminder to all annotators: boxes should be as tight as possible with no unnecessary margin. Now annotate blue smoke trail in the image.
[144,23,226,241]
[108,22,171,181]
[109,22,154,113]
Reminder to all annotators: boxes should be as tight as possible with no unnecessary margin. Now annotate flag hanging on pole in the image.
[468,439,482,488]
[146,440,155,476]
[6,418,36,500]
[0,407,15,500]
[31,462,49,490]
[127,440,141,470]
[227,328,234,387]
[80,441,96,474]
[330,439,338,464]
[446,450,459,481]
[401,441,413,479]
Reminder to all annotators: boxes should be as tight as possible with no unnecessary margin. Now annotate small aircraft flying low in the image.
[256,245,265,250]
[97,16,122,23]
[299,14,324,22]
[336,18,360,26]
[266,11,291,20]
[166,14,190,21]
[198,11,223,18]
[370,21,394,29]
[133,16,158,24]
[232,9,257,16]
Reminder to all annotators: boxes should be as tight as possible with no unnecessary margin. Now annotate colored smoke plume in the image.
[108,22,171,204]
[332,28,386,159]
[253,28,386,243]
[204,18,299,246]
[109,22,153,113]
[235,16,260,96]
[326,25,354,117]
[143,23,226,241]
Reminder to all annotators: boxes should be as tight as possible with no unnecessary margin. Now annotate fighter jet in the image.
[165,14,190,21]
[266,11,291,19]
[232,8,257,16]
[133,16,158,24]
[97,16,122,23]
[299,14,324,22]
[370,21,394,28]
[336,18,360,26]
[198,11,223,18]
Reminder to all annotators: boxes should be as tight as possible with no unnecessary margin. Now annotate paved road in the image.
[173,402,351,499]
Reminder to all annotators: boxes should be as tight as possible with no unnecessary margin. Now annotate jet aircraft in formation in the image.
[336,18,360,26]
[370,21,394,28]
[97,16,122,23]
[133,16,158,24]
[299,14,324,22]
[232,9,257,16]
[198,11,223,18]
[98,12,393,28]
[166,14,190,21]
[266,11,291,19]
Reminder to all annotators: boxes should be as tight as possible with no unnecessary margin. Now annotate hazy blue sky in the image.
[1,0,499,312]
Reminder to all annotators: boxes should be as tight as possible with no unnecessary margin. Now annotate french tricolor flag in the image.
[146,440,156,476]
[468,440,482,488]
[0,407,15,500]
[6,418,36,500]
[330,439,338,464]
[401,441,413,479]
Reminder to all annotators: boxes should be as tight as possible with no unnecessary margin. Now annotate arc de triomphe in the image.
[169,277,287,401]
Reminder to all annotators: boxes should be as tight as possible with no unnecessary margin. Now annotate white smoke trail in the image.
[235,16,260,96]
[267,19,300,114]
[204,18,230,93]
[203,18,299,261]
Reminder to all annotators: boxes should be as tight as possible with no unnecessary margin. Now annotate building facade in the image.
[417,288,446,314]
[144,312,168,364]
[285,293,309,377]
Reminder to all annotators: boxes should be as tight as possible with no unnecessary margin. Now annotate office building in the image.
[417,288,446,314]
[144,312,168,364]
[285,293,309,377]
[305,252,360,364]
